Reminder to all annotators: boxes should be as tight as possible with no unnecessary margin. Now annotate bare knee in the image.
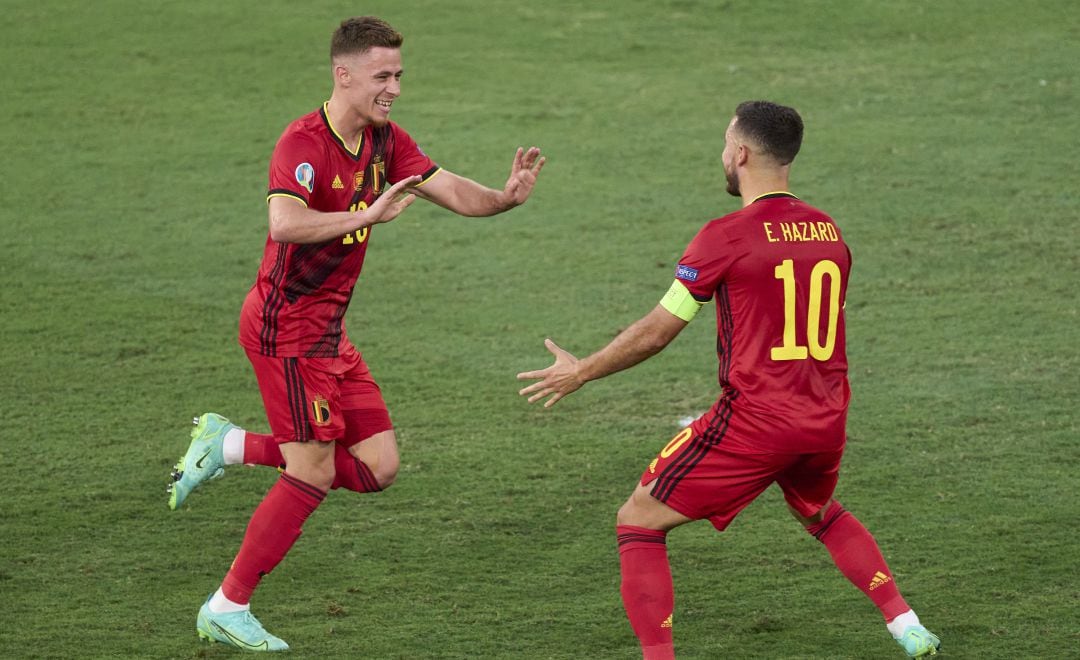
[287,461,335,492]
[371,450,399,489]
[279,442,336,491]
[616,484,691,531]
[617,484,652,526]
[616,497,637,526]
[347,430,400,490]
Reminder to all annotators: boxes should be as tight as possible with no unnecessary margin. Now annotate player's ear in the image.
[333,62,351,86]
[736,143,750,167]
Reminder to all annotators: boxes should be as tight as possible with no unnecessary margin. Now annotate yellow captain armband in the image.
[659,279,708,322]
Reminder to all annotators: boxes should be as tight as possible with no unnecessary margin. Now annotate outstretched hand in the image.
[365,175,422,225]
[501,147,546,208]
[516,338,582,408]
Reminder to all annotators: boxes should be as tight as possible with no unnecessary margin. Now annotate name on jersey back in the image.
[763,221,839,243]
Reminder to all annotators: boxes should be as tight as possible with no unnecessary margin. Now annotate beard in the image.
[724,168,740,197]
[368,112,390,128]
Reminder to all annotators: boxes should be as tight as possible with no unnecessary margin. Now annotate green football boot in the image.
[894,624,941,658]
[167,413,232,510]
[196,598,289,652]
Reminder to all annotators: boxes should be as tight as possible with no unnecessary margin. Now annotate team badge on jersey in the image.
[311,396,331,426]
[371,156,385,194]
[354,171,364,191]
[676,264,699,282]
[295,162,315,193]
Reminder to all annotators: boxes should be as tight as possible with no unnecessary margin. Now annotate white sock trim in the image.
[886,609,920,638]
[222,428,245,465]
[207,587,249,614]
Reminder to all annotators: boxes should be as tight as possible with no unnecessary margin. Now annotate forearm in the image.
[576,308,680,383]
[455,184,511,217]
[415,171,512,217]
[518,304,685,408]
[269,204,367,244]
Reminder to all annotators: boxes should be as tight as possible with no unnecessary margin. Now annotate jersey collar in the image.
[750,191,799,204]
[320,102,364,160]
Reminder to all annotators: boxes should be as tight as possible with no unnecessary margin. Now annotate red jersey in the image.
[239,104,440,357]
[679,193,852,452]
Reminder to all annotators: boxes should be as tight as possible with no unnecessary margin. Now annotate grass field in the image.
[1,1,1077,658]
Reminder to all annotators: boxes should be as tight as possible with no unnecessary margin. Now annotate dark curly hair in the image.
[734,101,803,165]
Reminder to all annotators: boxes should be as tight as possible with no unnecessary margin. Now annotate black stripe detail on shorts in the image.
[284,358,313,441]
[701,393,737,447]
[283,358,302,439]
[650,436,710,503]
[651,394,739,503]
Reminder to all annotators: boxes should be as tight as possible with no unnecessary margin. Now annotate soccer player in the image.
[517,101,940,659]
[167,17,545,651]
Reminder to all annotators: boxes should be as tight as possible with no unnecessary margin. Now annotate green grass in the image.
[1,0,1077,657]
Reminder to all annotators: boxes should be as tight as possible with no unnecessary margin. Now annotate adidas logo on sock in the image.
[661,613,673,629]
[868,571,892,591]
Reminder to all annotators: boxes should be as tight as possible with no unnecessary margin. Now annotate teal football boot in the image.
[167,413,232,510]
[196,598,289,651]
[894,624,941,658]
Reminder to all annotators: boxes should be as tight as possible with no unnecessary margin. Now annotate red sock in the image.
[243,435,378,492]
[807,501,909,620]
[331,447,381,492]
[243,432,283,467]
[221,472,325,604]
[617,525,675,660]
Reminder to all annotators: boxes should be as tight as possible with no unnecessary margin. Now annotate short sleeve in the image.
[268,130,323,206]
[674,221,733,302]
[387,123,441,185]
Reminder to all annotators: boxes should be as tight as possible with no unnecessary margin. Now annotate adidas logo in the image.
[332,174,344,189]
[868,571,892,591]
[660,613,673,629]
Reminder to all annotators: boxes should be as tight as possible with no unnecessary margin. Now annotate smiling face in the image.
[335,46,403,128]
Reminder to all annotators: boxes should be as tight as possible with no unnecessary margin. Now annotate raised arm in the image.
[412,147,545,217]
[268,176,421,243]
[517,305,689,408]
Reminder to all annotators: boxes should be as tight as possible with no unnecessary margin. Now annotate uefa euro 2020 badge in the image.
[295,162,315,193]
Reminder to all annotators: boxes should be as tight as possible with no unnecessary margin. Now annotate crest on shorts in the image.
[311,397,331,426]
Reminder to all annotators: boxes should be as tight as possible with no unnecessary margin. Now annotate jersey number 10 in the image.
[771,258,841,362]
[342,201,370,245]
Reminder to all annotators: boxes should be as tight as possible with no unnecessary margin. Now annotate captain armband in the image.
[659,279,708,322]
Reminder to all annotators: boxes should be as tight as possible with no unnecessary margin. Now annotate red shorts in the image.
[245,343,392,445]
[641,423,843,531]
